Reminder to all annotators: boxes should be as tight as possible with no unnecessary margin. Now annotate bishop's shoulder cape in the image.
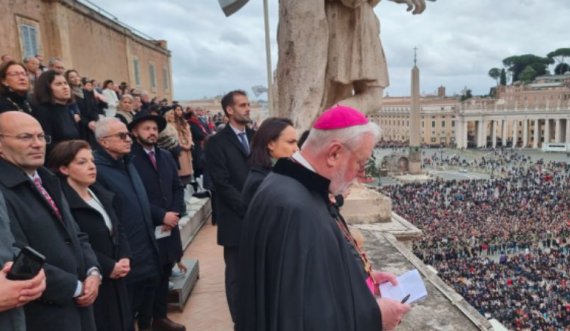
[237,158,382,331]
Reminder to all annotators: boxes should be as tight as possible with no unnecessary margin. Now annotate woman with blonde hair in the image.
[115,94,135,125]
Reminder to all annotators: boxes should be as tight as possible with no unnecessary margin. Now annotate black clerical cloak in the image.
[237,158,382,331]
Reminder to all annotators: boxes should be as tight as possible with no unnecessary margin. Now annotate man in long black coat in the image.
[205,90,254,322]
[93,117,161,331]
[0,111,101,331]
[129,111,186,331]
[237,106,411,331]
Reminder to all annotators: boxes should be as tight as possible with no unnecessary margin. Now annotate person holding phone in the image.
[0,189,46,331]
[129,110,187,331]
[0,111,100,331]
[47,140,132,331]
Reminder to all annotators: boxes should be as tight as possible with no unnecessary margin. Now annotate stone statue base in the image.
[408,147,422,175]
[342,183,392,224]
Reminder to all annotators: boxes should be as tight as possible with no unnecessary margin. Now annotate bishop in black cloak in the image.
[236,105,411,331]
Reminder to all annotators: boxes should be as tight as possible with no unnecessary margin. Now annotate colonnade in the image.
[455,116,570,149]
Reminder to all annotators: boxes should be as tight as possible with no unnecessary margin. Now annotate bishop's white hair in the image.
[302,122,382,152]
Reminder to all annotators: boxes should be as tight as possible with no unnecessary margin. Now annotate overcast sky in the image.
[88,0,570,101]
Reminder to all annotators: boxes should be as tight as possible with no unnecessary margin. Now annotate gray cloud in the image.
[89,0,570,100]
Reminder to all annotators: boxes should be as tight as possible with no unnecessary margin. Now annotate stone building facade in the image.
[379,94,459,147]
[377,74,570,148]
[1,0,172,100]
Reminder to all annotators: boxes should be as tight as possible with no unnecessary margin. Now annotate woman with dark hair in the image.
[33,70,81,153]
[241,117,298,207]
[0,60,34,114]
[102,79,119,117]
[187,109,208,178]
[47,140,132,331]
[82,77,106,117]
[65,69,99,146]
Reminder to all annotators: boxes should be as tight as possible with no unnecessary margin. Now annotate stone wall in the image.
[1,0,172,100]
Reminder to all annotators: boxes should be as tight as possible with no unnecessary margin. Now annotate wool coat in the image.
[0,161,99,331]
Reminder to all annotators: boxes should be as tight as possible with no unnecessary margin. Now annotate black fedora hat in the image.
[128,110,167,132]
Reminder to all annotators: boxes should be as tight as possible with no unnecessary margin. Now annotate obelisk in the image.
[408,48,422,174]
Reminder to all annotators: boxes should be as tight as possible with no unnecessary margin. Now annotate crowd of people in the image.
[0,55,239,331]
[9,50,570,330]
[0,56,414,331]
[382,157,570,330]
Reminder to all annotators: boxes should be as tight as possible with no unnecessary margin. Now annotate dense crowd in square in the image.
[382,151,570,330]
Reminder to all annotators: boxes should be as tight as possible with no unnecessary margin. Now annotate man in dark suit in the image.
[0,189,46,331]
[0,111,101,331]
[129,111,186,331]
[205,90,254,322]
[93,117,161,331]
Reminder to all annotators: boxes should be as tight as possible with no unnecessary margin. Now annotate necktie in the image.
[148,150,158,169]
[33,177,62,220]
[237,132,250,154]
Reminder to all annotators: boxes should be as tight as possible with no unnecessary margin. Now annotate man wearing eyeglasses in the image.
[0,111,101,331]
[93,117,161,331]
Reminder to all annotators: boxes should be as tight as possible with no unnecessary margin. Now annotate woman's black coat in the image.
[61,181,132,331]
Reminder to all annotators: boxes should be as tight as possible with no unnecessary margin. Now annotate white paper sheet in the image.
[379,269,428,304]
[155,226,172,239]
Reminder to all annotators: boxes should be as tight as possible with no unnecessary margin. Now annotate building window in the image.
[19,24,38,58]
[16,16,42,58]
[133,58,141,86]
[442,121,445,127]
[432,121,435,128]
[163,66,169,90]
[431,138,436,143]
[452,121,455,127]
[149,63,157,89]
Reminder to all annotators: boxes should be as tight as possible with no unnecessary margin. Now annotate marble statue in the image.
[275,0,429,129]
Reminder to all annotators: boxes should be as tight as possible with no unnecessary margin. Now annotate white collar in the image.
[291,151,315,172]
[28,171,40,182]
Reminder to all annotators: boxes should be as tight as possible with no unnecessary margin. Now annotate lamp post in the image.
[219,0,273,116]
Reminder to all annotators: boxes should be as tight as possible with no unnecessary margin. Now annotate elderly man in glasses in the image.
[0,111,100,331]
[93,117,161,331]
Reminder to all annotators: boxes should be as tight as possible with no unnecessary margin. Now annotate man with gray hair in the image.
[23,56,41,88]
[93,117,161,331]
[237,105,411,331]
[47,57,65,74]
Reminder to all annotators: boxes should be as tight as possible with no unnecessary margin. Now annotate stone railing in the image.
[343,187,495,330]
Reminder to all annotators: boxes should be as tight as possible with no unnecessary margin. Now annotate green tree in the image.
[547,48,570,65]
[554,63,570,74]
[500,68,507,85]
[502,54,553,82]
[519,65,537,83]
[488,68,501,85]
